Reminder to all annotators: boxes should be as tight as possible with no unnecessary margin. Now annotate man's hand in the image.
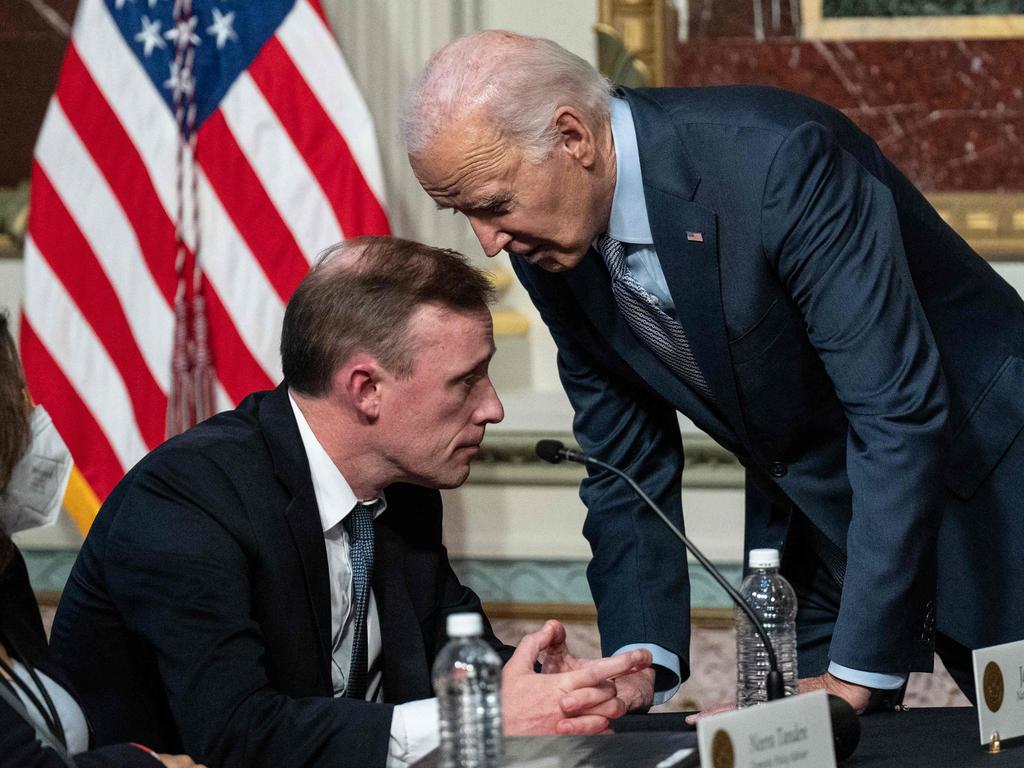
[503,620,652,735]
[684,700,735,725]
[799,672,872,714]
[608,668,655,712]
[537,620,655,713]
[685,672,875,725]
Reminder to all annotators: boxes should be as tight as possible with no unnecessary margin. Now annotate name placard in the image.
[696,690,836,768]
[973,638,1024,745]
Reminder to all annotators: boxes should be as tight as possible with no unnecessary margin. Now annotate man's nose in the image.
[478,380,504,425]
[468,217,511,258]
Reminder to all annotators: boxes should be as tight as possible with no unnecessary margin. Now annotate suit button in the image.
[769,462,787,478]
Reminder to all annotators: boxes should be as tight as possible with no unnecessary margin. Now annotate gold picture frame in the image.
[801,0,1024,39]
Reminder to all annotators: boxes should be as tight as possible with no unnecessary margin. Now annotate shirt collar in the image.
[607,97,653,245]
[288,391,386,534]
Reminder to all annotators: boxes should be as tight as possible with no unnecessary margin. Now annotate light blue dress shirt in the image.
[606,98,904,694]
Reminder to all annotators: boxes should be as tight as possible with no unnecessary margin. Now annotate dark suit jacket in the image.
[512,85,1024,681]
[0,548,155,768]
[49,383,511,767]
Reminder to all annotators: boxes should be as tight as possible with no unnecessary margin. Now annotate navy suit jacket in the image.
[49,383,511,767]
[513,86,1024,680]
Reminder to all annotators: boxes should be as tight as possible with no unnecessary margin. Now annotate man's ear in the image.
[554,106,598,169]
[332,354,383,421]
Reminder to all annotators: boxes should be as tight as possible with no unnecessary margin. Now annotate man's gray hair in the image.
[402,30,612,162]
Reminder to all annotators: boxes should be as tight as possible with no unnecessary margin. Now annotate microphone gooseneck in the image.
[535,439,785,702]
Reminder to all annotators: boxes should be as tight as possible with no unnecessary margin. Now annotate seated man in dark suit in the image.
[50,236,649,768]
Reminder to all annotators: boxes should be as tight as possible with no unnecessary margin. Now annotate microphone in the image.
[828,695,861,763]
[535,439,861,760]
[535,439,784,699]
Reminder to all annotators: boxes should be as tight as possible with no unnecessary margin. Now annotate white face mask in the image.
[1,406,73,535]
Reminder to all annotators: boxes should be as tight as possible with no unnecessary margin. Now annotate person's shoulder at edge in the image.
[87,388,280,538]
[624,84,861,141]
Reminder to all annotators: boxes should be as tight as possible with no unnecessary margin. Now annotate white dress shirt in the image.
[289,394,440,766]
[606,98,904,692]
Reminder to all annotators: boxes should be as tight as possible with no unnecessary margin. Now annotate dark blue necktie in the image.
[343,500,377,699]
[597,235,712,398]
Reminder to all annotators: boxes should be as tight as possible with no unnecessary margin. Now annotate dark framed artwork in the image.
[804,0,1024,37]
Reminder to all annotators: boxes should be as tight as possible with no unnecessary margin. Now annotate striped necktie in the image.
[597,235,712,398]
[343,499,377,699]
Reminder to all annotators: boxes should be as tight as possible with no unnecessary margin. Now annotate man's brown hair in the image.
[281,236,495,396]
[0,312,31,573]
[0,313,30,492]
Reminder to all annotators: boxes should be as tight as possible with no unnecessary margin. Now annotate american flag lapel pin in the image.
[686,231,704,243]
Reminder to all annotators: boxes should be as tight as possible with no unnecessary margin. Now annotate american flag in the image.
[22,0,389,528]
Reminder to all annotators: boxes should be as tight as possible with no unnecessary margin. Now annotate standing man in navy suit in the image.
[403,31,1024,715]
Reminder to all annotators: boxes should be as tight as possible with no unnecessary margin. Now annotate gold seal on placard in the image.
[983,661,1004,713]
[711,729,735,768]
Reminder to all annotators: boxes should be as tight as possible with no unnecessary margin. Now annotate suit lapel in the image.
[283,486,333,681]
[620,87,751,450]
[564,251,739,446]
[260,383,333,689]
[373,520,432,702]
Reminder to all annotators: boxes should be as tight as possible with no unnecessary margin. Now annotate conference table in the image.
[414,707,1020,766]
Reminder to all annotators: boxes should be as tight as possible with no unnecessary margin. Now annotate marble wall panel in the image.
[673,37,1024,190]
[687,0,800,39]
[824,0,1024,15]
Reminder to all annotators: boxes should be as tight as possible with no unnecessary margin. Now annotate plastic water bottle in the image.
[736,548,799,707]
[432,612,504,768]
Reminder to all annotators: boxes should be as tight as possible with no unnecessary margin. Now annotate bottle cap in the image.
[749,548,780,568]
[446,612,484,638]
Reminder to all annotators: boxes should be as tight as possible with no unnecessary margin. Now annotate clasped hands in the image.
[502,619,655,736]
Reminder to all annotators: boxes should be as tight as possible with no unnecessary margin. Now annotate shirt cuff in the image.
[828,662,906,690]
[387,697,440,768]
[613,643,681,705]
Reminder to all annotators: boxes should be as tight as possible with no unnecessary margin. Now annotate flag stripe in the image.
[306,0,331,27]
[59,0,286,405]
[198,109,312,302]
[23,236,149,472]
[29,165,168,449]
[38,85,270,420]
[277,0,387,206]
[56,44,178,303]
[20,321,126,500]
[202,278,276,403]
[219,71,343,260]
[198,168,287,382]
[249,37,390,237]
[73,0,181,223]
[33,100,174,393]
[27,0,390,509]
